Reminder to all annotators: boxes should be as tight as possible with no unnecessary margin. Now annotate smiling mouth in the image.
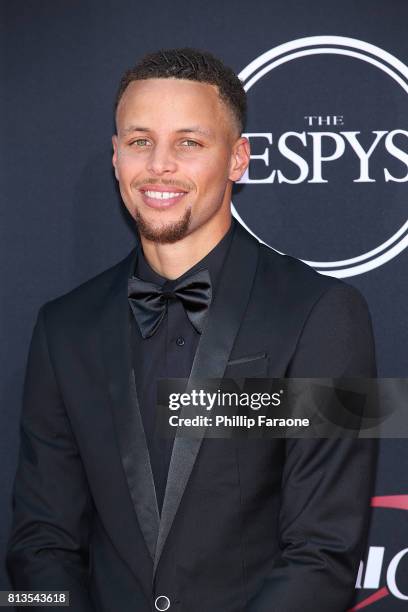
[144,190,185,200]
[139,188,188,208]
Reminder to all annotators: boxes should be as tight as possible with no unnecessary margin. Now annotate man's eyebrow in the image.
[121,125,214,138]
[121,125,150,135]
[175,127,214,138]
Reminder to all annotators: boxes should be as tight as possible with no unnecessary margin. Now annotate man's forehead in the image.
[118,79,222,115]
[116,78,235,137]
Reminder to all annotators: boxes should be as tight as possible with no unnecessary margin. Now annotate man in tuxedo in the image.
[7,48,377,611]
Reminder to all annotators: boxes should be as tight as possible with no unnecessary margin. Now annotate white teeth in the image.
[144,190,184,200]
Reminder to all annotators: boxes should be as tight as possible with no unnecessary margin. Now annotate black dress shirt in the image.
[129,219,236,514]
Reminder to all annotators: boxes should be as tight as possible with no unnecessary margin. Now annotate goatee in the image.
[134,207,192,244]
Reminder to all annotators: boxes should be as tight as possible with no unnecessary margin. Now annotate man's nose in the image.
[146,143,177,175]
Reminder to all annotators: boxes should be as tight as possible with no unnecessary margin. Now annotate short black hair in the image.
[115,47,247,135]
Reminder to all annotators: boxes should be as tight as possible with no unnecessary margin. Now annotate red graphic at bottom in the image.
[349,495,408,610]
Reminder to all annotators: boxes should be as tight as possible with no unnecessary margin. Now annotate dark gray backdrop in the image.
[2,1,408,609]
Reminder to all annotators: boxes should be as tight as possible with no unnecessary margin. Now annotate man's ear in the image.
[112,134,119,180]
[229,136,250,182]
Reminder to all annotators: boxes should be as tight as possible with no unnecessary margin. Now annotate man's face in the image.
[112,78,249,243]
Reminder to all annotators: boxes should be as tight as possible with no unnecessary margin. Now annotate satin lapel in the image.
[99,247,160,562]
[153,223,260,577]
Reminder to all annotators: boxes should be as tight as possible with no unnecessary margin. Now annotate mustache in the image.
[133,178,194,191]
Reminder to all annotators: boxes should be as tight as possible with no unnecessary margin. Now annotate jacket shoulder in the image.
[258,242,336,288]
[257,242,369,311]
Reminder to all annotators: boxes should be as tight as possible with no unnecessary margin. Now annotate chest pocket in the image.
[224,352,269,378]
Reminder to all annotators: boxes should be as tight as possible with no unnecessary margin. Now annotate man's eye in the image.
[181,140,200,147]
[130,139,150,147]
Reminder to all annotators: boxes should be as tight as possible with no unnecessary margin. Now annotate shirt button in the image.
[155,595,171,610]
[176,336,185,347]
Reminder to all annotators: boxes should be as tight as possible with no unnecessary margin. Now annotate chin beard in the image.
[133,206,192,244]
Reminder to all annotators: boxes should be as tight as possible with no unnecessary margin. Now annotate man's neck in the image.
[140,216,232,280]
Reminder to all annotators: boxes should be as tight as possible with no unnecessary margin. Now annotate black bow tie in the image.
[128,268,212,339]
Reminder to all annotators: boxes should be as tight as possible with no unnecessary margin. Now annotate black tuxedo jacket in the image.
[7,223,377,612]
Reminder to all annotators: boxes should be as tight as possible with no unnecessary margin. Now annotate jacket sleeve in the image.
[248,283,378,612]
[6,305,95,611]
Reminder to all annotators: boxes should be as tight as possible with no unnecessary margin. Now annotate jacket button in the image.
[155,595,170,610]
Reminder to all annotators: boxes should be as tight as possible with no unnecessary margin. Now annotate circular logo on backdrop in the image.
[232,36,408,277]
